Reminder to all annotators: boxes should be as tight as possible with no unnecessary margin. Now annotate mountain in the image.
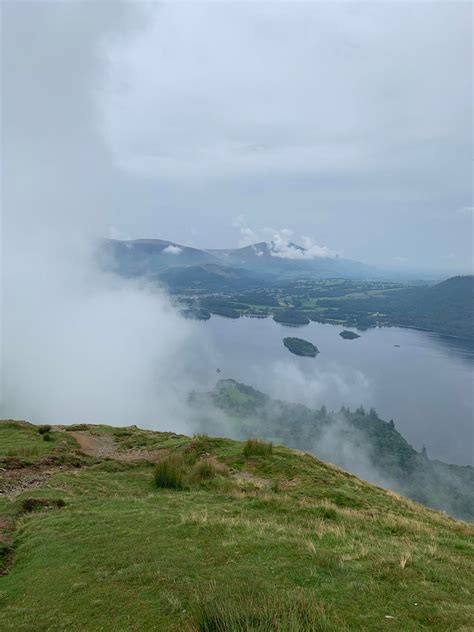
[207,241,377,279]
[100,237,380,283]
[100,238,219,277]
[190,379,474,520]
[159,263,266,290]
[1,419,473,630]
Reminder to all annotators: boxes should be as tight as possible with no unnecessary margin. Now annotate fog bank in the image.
[0,2,212,427]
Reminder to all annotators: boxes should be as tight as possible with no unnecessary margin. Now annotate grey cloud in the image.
[94,1,472,271]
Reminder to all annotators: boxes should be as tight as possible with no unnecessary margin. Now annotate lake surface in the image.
[198,316,474,466]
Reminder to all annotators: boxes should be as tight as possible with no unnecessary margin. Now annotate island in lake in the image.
[339,330,361,340]
[283,337,319,357]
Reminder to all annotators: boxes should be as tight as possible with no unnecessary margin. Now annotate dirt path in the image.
[68,431,167,463]
[68,431,116,458]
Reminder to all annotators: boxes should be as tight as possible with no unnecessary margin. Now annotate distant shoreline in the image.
[205,313,474,343]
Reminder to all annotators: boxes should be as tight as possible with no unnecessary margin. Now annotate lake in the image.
[198,316,474,466]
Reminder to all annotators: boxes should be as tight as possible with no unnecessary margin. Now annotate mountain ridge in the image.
[101,237,380,281]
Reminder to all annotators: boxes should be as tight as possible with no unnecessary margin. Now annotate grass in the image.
[0,420,473,631]
[194,588,333,631]
[154,454,186,490]
[0,421,78,462]
[243,438,273,458]
[155,453,226,490]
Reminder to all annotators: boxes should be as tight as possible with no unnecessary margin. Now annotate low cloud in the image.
[261,361,372,411]
[232,218,339,259]
[456,206,474,217]
[163,244,182,255]
[270,230,340,260]
[1,2,214,428]
[233,215,261,247]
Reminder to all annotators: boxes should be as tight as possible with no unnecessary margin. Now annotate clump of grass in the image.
[37,424,51,435]
[243,438,273,458]
[193,588,334,631]
[42,432,53,442]
[20,497,66,513]
[400,552,412,569]
[155,453,228,490]
[154,455,186,490]
[6,447,40,457]
[194,433,209,441]
[182,448,199,466]
[190,459,217,483]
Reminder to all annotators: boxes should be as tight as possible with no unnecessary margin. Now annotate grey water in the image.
[199,316,474,466]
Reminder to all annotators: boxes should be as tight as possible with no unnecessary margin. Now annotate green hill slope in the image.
[1,420,473,631]
[191,380,474,521]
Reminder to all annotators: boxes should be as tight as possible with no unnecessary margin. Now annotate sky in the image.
[3,1,473,273]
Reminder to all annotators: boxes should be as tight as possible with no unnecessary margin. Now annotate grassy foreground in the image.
[0,420,473,631]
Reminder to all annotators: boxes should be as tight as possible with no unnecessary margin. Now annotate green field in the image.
[1,420,473,631]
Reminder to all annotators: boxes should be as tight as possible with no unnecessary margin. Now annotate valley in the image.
[102,238,474,339]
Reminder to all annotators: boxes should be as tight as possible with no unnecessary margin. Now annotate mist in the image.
[0,2,214,427]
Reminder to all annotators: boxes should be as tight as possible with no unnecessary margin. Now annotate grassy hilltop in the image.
[1,420,473,631]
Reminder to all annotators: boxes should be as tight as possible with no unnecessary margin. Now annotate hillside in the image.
[320,275,474,339]
[191,380,474,520]
[1,420,473,631]
[159,263,265,290]
[207,242,378,279]
[100,238,218,277]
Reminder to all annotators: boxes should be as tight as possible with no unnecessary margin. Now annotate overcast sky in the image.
[3,1,473,272]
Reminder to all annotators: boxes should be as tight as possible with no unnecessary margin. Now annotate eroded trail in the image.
[68,430,167,462]
[68,431,115,458]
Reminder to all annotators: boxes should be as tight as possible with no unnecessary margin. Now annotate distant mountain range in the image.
[101,237,380,285]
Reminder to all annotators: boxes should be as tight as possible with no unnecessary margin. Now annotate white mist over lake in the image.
[196,316,474,466]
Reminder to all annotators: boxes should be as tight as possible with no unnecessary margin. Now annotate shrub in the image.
[154,455,186,490]
[43,432,53,442]
[38,424,51,435]
[20,497,66,513]
[243,439,273,458]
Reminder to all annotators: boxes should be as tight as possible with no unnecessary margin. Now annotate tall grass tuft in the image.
[243,438,273,458]
[154,455,186,490]
[194,588,334,631]
[190,459,217,483]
